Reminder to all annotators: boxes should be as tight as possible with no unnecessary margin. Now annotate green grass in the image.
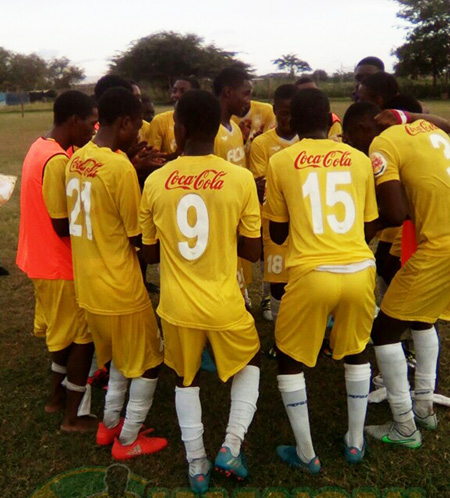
[1,104,450,498]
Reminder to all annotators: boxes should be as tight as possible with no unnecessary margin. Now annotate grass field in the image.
[1,102,450,498]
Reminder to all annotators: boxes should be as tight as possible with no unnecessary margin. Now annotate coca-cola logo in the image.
[405,120,438,136]
[294,150,352,169]
[69,157,103,177]
[165,169,227,190]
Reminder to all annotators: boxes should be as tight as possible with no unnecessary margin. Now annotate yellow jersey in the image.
[65,141,150,315]
[249,128,298,179]
[147,110,176,154]
[214,122,246,168]
[232,100,276,137]
[370,120,450,254]
[139,119,152,144]
[43,154,70,219]
[264,139,378,276]
[140,155,261,329]
[329,113,343,141]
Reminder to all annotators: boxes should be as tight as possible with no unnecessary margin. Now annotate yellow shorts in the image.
[381,250,450,323]
[33,295,47,338]
[85,306,163,378]
[162,313,260,386]
[32,279,91,352]
[275,267,376,367]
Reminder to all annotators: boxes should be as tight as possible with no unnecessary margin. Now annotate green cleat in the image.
[343,438,366,464]
[214,446,248,481]
[365,422,422,449]
[188,460,212,494]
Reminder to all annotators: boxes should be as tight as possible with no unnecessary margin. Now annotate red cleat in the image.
[112,429,168,460]
[96,418,125,446]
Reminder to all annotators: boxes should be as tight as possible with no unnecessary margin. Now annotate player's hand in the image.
[255,176,266,204]
[127,141,148,161]
[253,123,265,140]
[239,119,252,142]
[133,147,166,179]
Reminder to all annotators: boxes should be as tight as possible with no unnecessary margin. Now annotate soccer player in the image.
[17,90,98,432]
[357,72,400,108]
[140,90,261,493]
[343,101,450,447]
[353,56,384,101]
[146,76,200,159]
[249,84,299,322]
[232,98,276,144]
[295,76,343,141]
[65,87,167,459]
[264,88,378,470]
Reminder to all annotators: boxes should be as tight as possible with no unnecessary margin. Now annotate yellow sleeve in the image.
[147,115,164,150]
[248,138,268,178]
[42,154,69,219]
[263,156,289,222]
[369,135,401,186]
[263,107,276,132]
[139,178,158,245]
[363,158,379,222]
[328,121,343,140]
[238,172,262,237]
[116,164,142,237]
[139,120,151,143]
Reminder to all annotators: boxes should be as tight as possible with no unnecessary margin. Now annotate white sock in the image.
[103,362,128,428]
[412,326,439,417]
[270,296,281,324]
[344,363,371,450]
[224,365,260,457]
[120,377,157,445]
[374,343,416,433]
[175,386,209,476]
[278,372,316,463]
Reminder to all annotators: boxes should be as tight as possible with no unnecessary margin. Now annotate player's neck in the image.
[94,127,119,151]
[275,127,296,141]
[183,141,214,156]
[220,104,232,128]
[297,130,328,140]
[48,126,71,151]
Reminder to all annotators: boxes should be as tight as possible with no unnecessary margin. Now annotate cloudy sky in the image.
[3,0,408,81]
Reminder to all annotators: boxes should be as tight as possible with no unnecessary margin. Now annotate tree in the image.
[313,69,329,82]
[272,54,311,77]
[393,0,450,85]
[46,57,85,88]
[110,31,251,88]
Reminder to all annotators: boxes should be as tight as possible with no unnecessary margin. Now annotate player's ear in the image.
[223,86,232,99]
[119,115,132,131]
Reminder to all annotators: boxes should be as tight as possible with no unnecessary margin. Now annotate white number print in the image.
[176,194,209,260]
[303,171,356,235]
[429,133,450,177]
[66,178,93,240]
[267,254,284,274]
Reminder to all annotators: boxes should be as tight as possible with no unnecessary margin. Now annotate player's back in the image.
[141,154,260,329]
[66,141,149,314]
[370,120,450,253]
[265,138,377,276]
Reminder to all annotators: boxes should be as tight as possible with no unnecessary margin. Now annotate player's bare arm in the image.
[376,180,408,227]
[237,235,261,262]
[51,218,70,237]
[375,109,450,134]
[142,242,160,265]
[269,220,289,245]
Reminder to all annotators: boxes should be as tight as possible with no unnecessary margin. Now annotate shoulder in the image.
[251,100,272,112]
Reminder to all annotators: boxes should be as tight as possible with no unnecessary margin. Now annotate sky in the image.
[2,0,409,82]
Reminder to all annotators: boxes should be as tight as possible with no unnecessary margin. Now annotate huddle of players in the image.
[16,60,450,493]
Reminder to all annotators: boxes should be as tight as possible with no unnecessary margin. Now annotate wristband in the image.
[390,109,411,124]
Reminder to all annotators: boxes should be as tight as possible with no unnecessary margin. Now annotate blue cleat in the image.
[276,445,321,474]
[201,348,217,373]
[214,446,248,481]
[343,438,366,464]
[188,460,212,494]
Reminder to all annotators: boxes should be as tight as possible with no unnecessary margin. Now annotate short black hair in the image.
[141,93,152,104]
[356,57,385,71]
[274,84,298,102]
[213,67,251,97]
[175,90,221,141]
[384,93,422,113]
[291,88,330,134]
[97,87,142,126]
[295,75,315,86]
[94,75,133,101]
[361,72,399,105]
[53,90,95,126]
[174,76,200,90]
[342,101,381,132]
